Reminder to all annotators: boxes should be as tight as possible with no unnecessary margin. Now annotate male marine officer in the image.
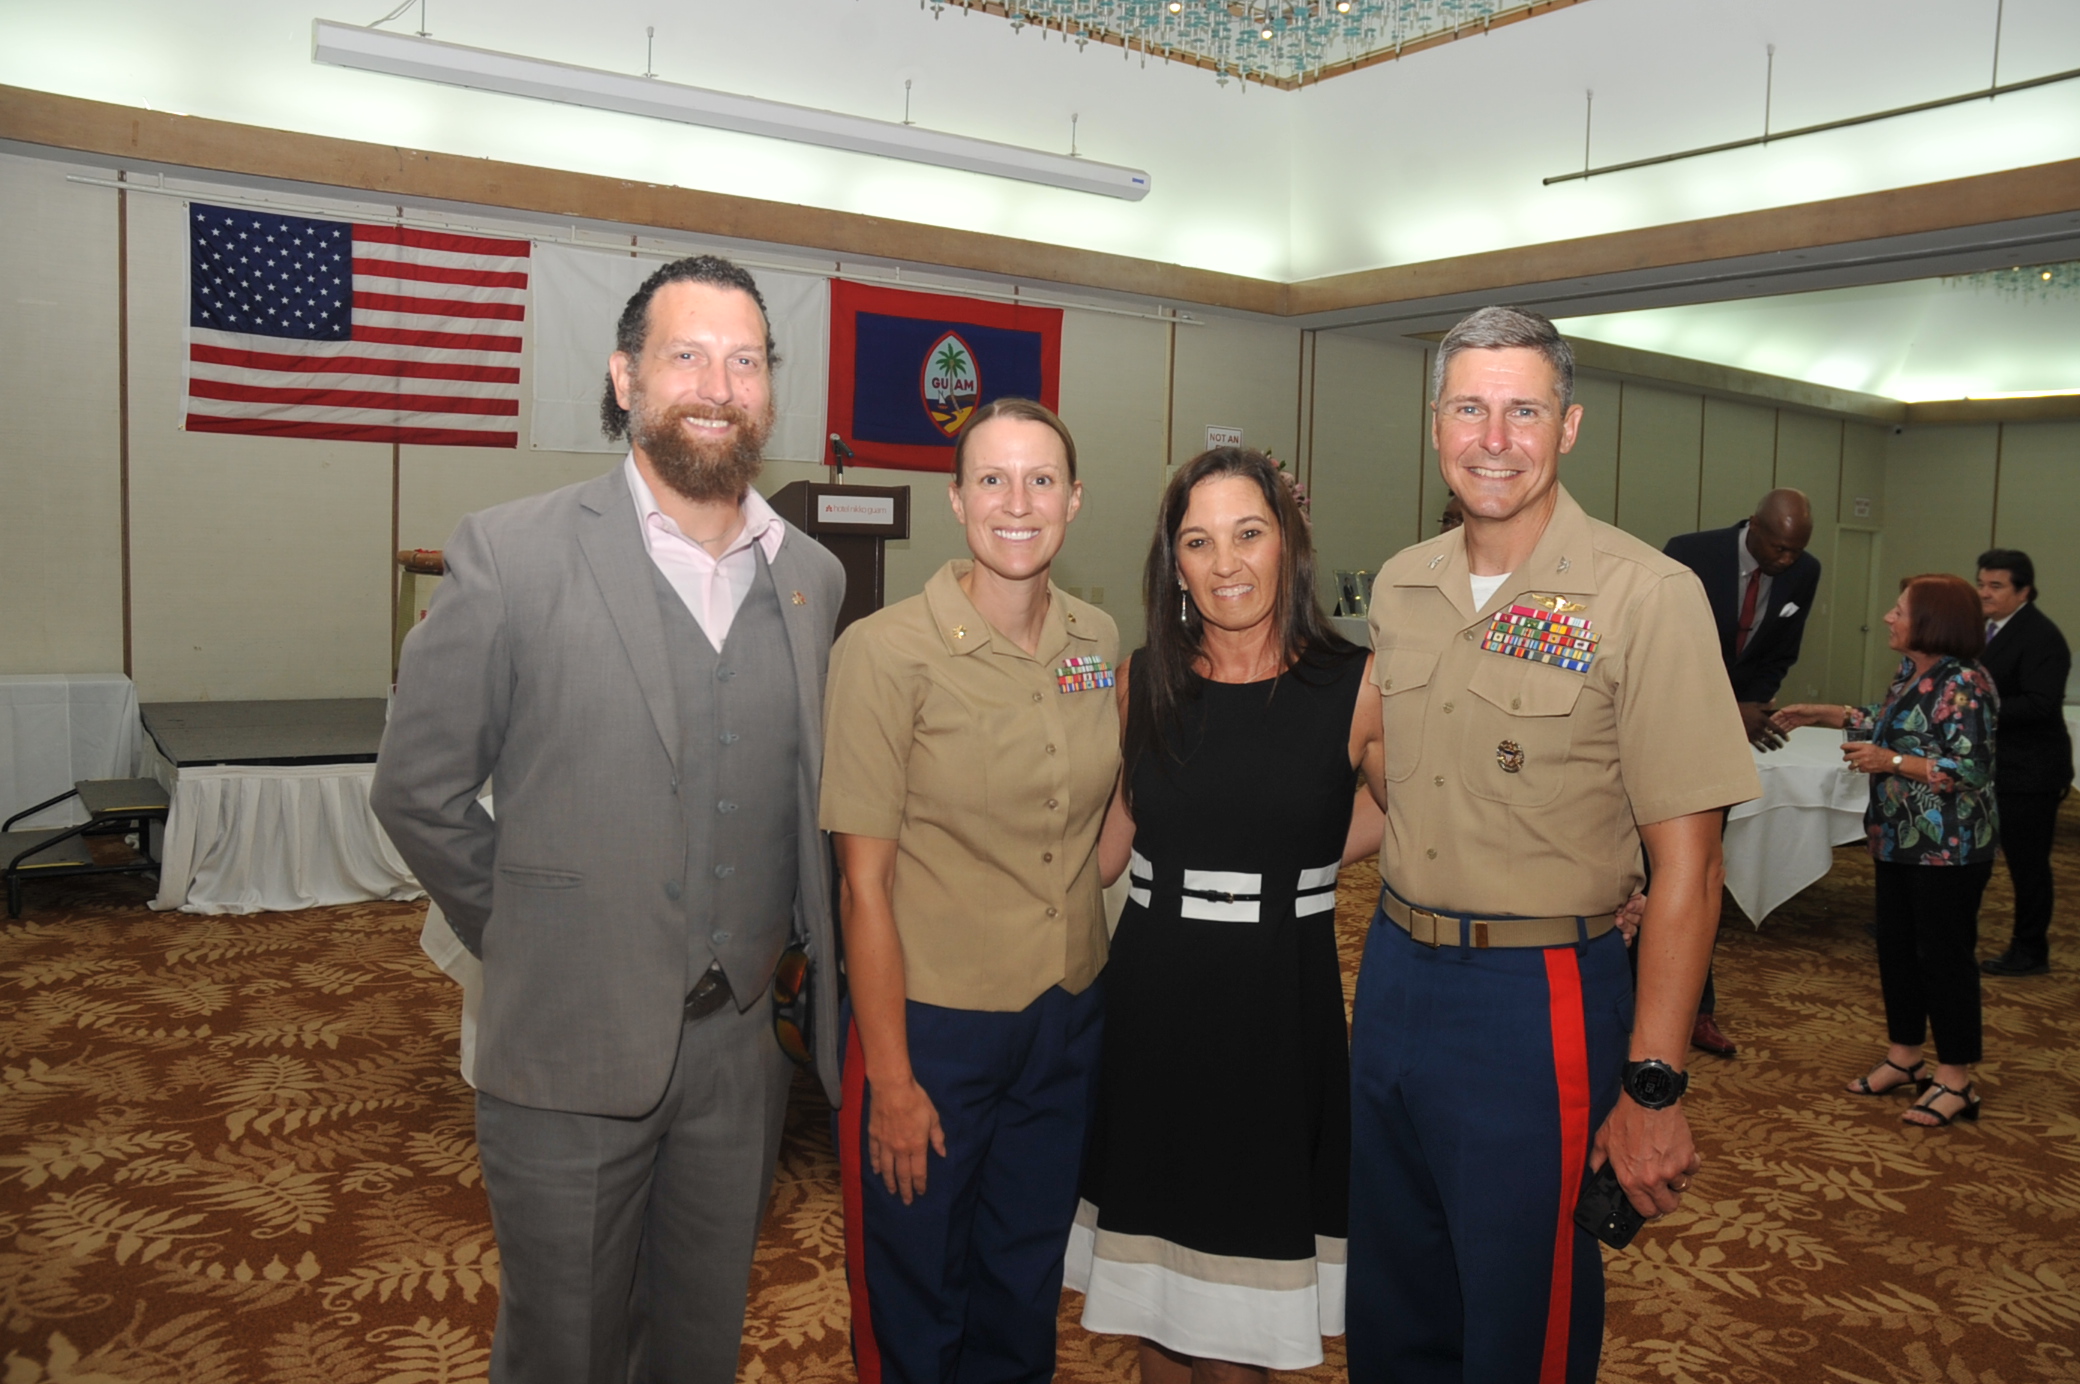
[373,256,845,1384]
[1351,306,1760,1383]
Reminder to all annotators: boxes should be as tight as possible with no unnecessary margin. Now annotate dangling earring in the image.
[1178,584,1191,625]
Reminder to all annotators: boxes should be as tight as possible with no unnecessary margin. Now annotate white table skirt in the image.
[146,748,424,915]
[1722,726,1868,926]
[0,673,142,828]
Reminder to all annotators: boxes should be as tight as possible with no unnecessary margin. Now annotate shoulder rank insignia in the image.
[1482,599,1599,673]
[1057,655,1114,693]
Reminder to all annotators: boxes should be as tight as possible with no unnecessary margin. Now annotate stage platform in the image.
[136,699,419,915]
[140,698,387,767]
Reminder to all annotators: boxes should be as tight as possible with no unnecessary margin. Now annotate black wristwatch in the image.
[1621,1059,1689,1110]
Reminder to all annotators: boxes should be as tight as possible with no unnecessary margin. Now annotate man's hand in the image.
[1615,890,1647,947]
[867,1074,947,1205]
[1590,1095,1701,1218]
[1739,701,1786,750]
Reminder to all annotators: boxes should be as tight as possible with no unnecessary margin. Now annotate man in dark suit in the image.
[1664,489,1822,1056]
[1976,549,2074,977]
[374,257,846,1384]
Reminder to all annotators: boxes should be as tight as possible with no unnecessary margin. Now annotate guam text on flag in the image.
[828,280,1062,472]
[184,203,530,448]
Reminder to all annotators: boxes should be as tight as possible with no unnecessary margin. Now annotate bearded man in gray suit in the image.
[373,255,845,1384]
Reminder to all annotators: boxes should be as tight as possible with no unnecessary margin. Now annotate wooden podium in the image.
[767,482,912,636]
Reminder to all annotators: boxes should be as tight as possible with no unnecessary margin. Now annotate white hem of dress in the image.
[1065,1203,1344,1370]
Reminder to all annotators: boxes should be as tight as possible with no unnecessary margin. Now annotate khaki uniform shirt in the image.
[821,560,1121,1011]
[1368,486,1759,916]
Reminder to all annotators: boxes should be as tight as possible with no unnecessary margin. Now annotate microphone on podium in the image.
[829,433,854,483]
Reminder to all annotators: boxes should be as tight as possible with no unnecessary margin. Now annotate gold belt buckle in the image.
[1409,907,1441,948]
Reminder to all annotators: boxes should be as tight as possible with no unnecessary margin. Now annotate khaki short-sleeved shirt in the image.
[1367,486,1759,916]
[821,560,1121,1011]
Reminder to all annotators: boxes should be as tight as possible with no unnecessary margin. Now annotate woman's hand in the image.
[1615,889,1647,947]
[1770,703,1841,733]
[868,1074,947,1204]
[1842,742,1906,776]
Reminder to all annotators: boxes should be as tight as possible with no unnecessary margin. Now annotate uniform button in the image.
[1443,701,1456,714]
[1511,697,1522,710]
[1464,629,1476,641]
[715,667,735,681]
[711,930,731,944]
[664,880,681,900]
[1045,744,1057,755]
[1046,798,1059,810]
[714,864,734,878]
[719,731,740,745]
[1031,692,1044,703]
[1433,775,1445,787]
[1043,851,1054,863]
[1426,848,1438,860]
[1046,907,1058,918]
[717,800,737,814]
[1383,678,1393,690]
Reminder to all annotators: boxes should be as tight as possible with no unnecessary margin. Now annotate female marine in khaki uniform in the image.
[821,398,1121,1384]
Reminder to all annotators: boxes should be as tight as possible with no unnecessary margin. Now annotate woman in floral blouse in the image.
[1775,574,1999,1128]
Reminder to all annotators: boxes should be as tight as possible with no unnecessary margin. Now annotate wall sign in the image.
[1205,425,1244,449]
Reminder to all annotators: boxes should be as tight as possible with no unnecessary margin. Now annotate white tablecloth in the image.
[146,750,423,915]
[1722,726,1868,925]
[0,673,142,828]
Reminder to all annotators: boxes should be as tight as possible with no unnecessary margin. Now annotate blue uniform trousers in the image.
[840,982,1103,1384]
[1348,911,1631,1384]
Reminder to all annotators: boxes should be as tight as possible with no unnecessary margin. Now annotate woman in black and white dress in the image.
[1066,447,1387,1382]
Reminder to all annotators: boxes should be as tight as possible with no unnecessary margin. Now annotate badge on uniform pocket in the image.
[1481,597,1599,673]
[1056,656,1115,692]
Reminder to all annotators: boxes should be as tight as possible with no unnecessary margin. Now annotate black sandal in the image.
[1903,1080,1980,1126]
[1849,1057,1930,1097]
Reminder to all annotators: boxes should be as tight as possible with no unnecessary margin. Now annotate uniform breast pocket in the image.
[1376,646,1440,783]
[1463,657,1585,806]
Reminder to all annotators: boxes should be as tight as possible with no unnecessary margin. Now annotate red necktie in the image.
[1735,568,1763,654]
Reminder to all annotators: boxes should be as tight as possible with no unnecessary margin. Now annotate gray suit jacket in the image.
[372,466,846,1114]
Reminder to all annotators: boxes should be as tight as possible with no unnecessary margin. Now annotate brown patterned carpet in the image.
[3,802,2077,1383]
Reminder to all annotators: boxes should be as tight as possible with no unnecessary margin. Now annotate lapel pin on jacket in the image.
[791,591,806,606]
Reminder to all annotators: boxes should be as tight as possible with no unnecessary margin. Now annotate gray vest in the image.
[652,548,800,1006]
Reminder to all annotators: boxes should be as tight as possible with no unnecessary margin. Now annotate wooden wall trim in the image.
[1568,339,1906,424]
[1904,396,2080,426]
[0,86,1281,315]
[6,84,2080,323]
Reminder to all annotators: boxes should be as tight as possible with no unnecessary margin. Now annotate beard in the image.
[627,387,775,504]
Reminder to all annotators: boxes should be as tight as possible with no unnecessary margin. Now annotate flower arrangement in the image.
[1263,451,1311,523]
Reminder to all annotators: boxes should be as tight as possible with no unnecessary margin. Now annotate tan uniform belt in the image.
[1378,885,1616,950]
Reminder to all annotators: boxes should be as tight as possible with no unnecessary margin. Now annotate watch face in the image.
[1633,1066,1674,1104]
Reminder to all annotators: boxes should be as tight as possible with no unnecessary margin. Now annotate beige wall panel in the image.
[1839,423,1887,530]
[1992,421,2080,644]
[1168,315,1301,469]
[1613,384,1703,551]
[1562,376,1622,525]
[1698,398,1778,530]
[1309,333,1428,603]
[1049,311,1170,655]
[1771,413,1844,703]
[0,154,125,674]
[123,193,392,701]
[1881,424,1999,625]
[399,444,622,553]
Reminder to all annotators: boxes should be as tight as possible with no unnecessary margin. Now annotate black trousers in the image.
[1873,860,1993,1066]
[1996,789,2063,964]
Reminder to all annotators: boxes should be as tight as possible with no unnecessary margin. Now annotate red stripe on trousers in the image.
[1540,948,1593,1384]
[840,1020,884,1384]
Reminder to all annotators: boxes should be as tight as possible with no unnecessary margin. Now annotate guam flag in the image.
[828,281,1062,472]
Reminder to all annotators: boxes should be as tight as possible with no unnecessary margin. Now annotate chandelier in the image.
[925,0,1572,88]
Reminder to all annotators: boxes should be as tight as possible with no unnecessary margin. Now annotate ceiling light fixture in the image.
[310,19,1152,200]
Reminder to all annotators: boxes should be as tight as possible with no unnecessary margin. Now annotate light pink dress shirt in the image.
[625,453,787,653]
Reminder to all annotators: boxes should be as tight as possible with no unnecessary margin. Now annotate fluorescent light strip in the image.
[311,20,1152,201]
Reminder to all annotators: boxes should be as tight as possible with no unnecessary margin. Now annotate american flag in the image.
[184,203,530,448]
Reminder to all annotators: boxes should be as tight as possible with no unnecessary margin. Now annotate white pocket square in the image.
[1778,602,1799,618]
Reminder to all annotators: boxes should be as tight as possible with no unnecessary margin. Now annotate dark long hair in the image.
[1124,448,1356,796]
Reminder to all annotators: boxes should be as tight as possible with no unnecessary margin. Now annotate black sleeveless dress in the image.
[1065,646,1363,1370]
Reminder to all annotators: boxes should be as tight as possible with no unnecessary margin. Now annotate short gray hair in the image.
[1431,305,1575,411]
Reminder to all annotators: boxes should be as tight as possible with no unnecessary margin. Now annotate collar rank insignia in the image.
[1482,599,1599,673]
[1056,655,1114,693]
